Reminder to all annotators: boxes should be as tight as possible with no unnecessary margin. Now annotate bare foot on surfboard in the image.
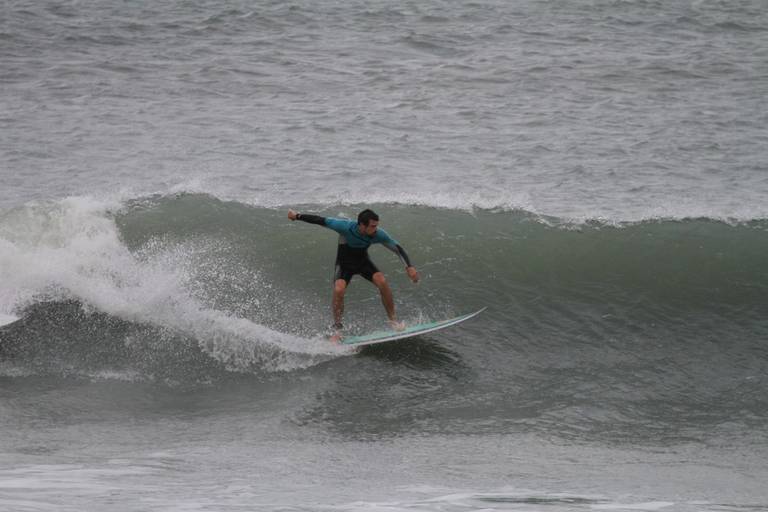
[389,320,405,331]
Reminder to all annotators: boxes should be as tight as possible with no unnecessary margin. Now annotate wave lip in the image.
[99,177,768,227]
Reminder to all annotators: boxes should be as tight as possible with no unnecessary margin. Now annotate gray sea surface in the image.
[2,0,767,219]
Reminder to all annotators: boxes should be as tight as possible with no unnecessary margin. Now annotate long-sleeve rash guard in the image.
[296,213,413,268]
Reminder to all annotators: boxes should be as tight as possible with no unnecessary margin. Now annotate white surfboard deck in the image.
[0,314,20,328]
[339,308,485,347]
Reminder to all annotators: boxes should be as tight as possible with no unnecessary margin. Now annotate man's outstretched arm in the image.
[288,209,326,226]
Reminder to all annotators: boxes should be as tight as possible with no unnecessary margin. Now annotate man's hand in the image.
[406,266,420,283]
[288,209,298,221]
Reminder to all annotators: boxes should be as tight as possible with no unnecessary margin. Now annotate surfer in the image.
[288,208,419,339]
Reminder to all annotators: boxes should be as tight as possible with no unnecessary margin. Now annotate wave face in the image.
[1,193,767,440]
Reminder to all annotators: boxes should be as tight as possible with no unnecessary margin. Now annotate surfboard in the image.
[0,314,19,328]
[339,308,485,347]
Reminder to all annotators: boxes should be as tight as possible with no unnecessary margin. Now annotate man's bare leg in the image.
[372,272,404,330]
[330,279,346,342]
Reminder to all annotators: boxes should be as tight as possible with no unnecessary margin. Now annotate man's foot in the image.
[329,322,344,344]
[389,320,405,331]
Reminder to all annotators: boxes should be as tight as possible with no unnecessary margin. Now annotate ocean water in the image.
[1,0,767,510]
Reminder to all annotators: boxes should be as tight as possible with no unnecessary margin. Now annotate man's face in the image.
[360,219,378,237]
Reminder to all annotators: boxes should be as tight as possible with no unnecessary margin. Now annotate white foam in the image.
[592,501,675,511]
[146,177,768,226]
[0,195,345,373]
[0,362,35,378]
[89,369,143,382]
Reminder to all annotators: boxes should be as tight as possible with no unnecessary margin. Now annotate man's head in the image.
[357,209,379,236]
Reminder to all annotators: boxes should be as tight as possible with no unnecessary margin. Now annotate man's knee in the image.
[372,272,388,288]
[334,279,347,295]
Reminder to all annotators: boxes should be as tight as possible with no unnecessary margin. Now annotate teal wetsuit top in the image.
[324,217,398,250]
[296,214,412,282]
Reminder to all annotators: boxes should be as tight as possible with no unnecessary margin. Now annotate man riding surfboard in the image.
[288,208,419,341]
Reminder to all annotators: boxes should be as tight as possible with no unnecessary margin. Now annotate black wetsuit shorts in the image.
[334,245,379,284]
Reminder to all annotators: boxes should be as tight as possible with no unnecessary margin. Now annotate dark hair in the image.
[357,209,379,226]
